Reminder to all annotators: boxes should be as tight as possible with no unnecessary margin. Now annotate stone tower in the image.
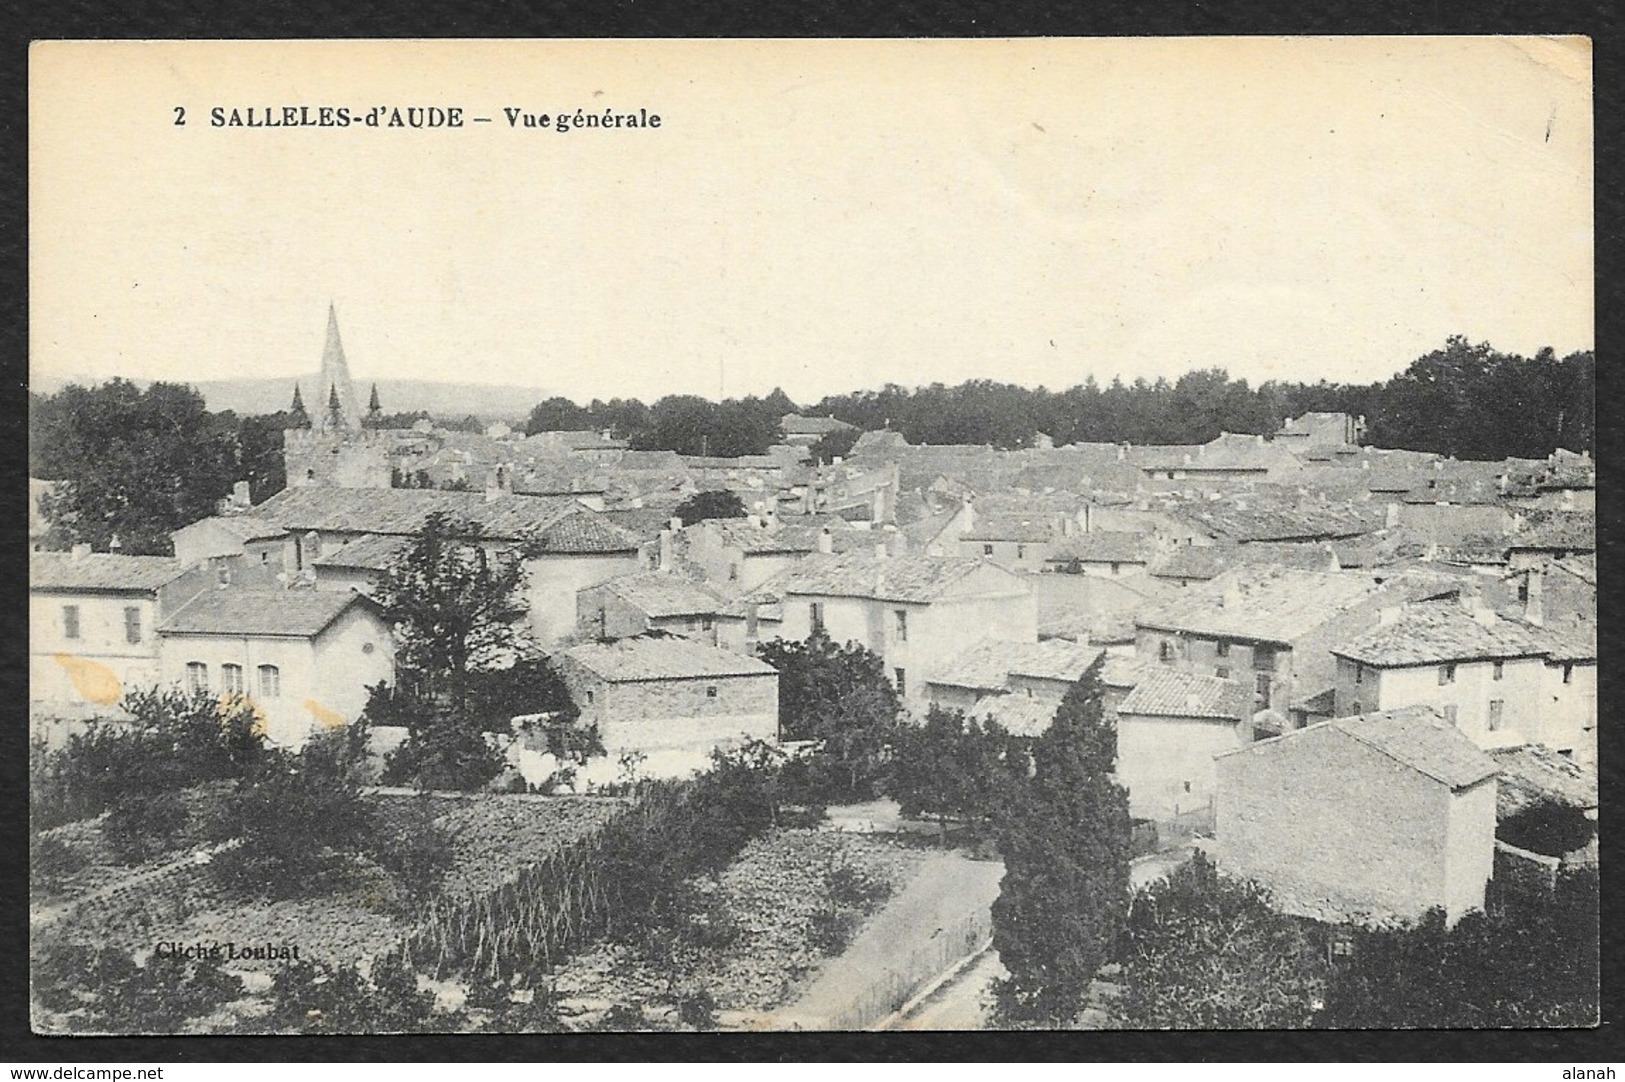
[314,303,364,434]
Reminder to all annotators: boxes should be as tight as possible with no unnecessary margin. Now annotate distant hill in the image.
[34,373,548,424]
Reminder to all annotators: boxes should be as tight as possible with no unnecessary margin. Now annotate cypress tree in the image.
[991,658,1132,1023]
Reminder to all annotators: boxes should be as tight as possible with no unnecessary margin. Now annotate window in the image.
[585,689,594,704]
[1350,700,1362,714]
[1492,660,1504,681]
[1254,672,1271,701]
[1110,562,1121,575]
[1442,705,1459,725]
[1016,544,1026,559]
[728,564,740,582]
[221,664,244,694]
[894,667,907,697]
[1563,663,1574,685]
[1517,580,1530,603]
[62,605,81,640]
[1253,646,1276,672]
[1353,662,1363,685]
[686,617,699,631]
[124,606,142,644]
[701,615,714,631]
[1488,700,1505,731]
[894,609,908,642]
[982,544,994,556]
[1216,640,1231,658]
[256,664,280,697]
[810,602,825,633]
[1159,640,1176,662]
[1215,666,1230,680]
[1438,663,1456,686]
[186,662,209,694]
[706,685,718,699]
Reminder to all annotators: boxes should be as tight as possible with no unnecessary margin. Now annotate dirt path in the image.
[766,851,1004,1030]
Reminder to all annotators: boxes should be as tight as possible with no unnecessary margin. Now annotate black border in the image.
[3,0,1619,1064]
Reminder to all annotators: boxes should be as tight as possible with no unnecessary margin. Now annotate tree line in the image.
[522,336,1594,458]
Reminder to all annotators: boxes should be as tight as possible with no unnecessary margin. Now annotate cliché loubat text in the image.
[152,940,301,961]
[182,105,662,132]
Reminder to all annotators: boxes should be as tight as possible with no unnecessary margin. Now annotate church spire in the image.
[288,382,310,428]
[315,303,363,433]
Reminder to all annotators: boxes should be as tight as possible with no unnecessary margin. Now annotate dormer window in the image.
[1439,663,1456,686]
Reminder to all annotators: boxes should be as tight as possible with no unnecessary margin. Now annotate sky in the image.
[30,37,1593,406]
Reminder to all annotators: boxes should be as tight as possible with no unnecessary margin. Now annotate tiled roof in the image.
[1332,707,1500,789]
[929,638,1103,691]
[312,533,410,571]
[781,414,856,436]
[1510,512,1595,552]
[1150,545,1233,581]
[1517,619,1596,663]
[1117,668,1249,721]
[1047,531,1149,565]
[592,573,723,618]
[31,552,190,593]
[160,588,372,638]
[563,635,777,682]
[1137,568,1380,645]
[251,487,583,540]
[974,694,1060,737]
[1550,553,1597,586]
[533,509,642,554]
[1489,744,1598,813]
[1330,599,1554,666]
[703,519,821,555]
[184,515,289,543]
[778,552,1018,604]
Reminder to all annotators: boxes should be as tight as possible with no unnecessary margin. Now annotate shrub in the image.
[31,943,243,1034]
[370,796,457,911]
[101,789,190,864]
[676,985,719,1031]
[827,859,892,911]
[807,905,857,955]
[1497,800,1595,857]
[29,831,89,895]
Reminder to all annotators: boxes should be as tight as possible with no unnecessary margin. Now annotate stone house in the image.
[556,635,779,778]
[1214,706,1499,926]
[924,637,1103,714]
[1328,596,1569,753]
[779,413,857,447]
[769,551,1036,709]
[157,588,395,748]
[1506,512,1596,571]
[30,550,214,722]
[1272,411,1366,449]
[193,487,642,645]
[679,517,820,590]
[1114,667,1250,824]
[1043,530,1153,578]
[576,572,726,643]
[956,516,1055,572]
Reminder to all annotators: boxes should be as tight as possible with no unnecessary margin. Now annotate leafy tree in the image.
[674,489,748,526]
[30,379,240,554]
[756,630,901,801]
[373,513,533,714]
[1114,852,1328,1028]
[808,426,861,464]
[1496,799,1595,857]
[1319,867,1598,1028]
[524,396,593,435]
[991,659,1131,1023]
[890,705,1029,841]
[211,724,377,898]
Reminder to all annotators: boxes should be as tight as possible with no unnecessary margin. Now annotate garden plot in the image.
[551,828,926,1026]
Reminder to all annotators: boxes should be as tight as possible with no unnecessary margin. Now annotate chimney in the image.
[817,527,834,554]
[669,516,684,532]
[70,542,91,560]
[1118,441,1130,461]
[1524,568,1545,627]
[658,527,674,570]
[747,514,762,529]
[232,480,252,508]
[1385,502,1400,529]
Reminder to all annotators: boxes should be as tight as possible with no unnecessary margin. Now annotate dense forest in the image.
[521,337,1594,460]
